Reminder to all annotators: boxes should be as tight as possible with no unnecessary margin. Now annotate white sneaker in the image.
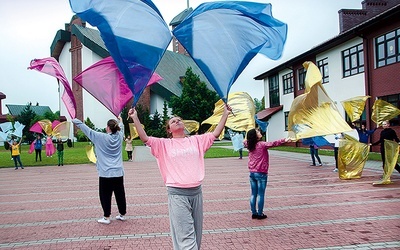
[333,168,338,172]
[318,163,322,166]
[97,217,110,224]
[116,214,126,221]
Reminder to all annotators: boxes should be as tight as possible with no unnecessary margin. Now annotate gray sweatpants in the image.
[167,186,203,250]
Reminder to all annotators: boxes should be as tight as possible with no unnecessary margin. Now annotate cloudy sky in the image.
[0,0,362,114]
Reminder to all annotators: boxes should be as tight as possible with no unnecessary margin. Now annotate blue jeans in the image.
[249,172,268,215]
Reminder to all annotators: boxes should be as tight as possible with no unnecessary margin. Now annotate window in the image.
[298,67,306,90]
[376,28,400,67]
[282,72,293,94]
[342,43,364,77]
[317,58,329,83]
[380,94,400,126]
[284,111,289,131]
[268,75,280,107]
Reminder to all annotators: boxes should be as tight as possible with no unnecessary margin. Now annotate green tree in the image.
[162,101,169,124]
[254,97,265,113]
[169,68,219,123]
[16,103,36,142]
[147,110,166,137]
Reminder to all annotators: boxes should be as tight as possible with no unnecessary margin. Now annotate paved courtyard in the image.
[0,147,399,249]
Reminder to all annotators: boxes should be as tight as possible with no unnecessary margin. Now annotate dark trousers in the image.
[334,147,339,169]
[13,155,23,168]
[310,147,321,165]
[35,149,42,162]
[99,176,127,217]
[127,151,132,160]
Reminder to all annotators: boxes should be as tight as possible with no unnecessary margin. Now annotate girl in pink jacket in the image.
[244,128,290,219]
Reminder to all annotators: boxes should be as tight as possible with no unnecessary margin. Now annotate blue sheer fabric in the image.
[69,0,172,106]
[173,2,287,102]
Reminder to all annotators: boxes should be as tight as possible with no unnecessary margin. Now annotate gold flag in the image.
[371,99,400,126]
[288,61,352,140]
[38,119,53,136]
[202,92,256,138]
[128,123,144,139]
[51,121,70,139]
[373,140,399,185]
[85,145,97,164]
[183,120,200,135]
[341,96,370,122]
[338,139,369,179]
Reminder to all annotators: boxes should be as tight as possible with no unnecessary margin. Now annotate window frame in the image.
[375,28,400,67]
[282,72,294,94]
[268,74,280,108]
[342,43,364,78]
[317,57,329,83]
[298,67,306,90]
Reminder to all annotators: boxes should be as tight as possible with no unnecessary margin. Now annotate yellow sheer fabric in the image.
[52,122,70,139]
[37,120,70,139]
[183,120,200,134]
[371,99,400,126]
[38,120,53,136]
[85,145,97,164]
[128,123,145,139]
[288,62,352,140]
[341,96,370,122]
[338,138,370,180]
[202,92,256,138]
[373,140,400,185]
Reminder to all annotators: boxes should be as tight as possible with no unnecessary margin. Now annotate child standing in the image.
[125,135,133,161]
[9,137,24,170]
[55,137,66,166]
[244,128,290,219]
[33,134,43,162]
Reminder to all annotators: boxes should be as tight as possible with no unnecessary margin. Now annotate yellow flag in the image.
[202,92,256,138]
[341,96,370,122]
[38,119,53,136]
[288,61,352,140]
[51,121,70,139]
[128,123,144,139]
[371,99,400,126]
[338,139,369,179]
[85,145,97,164]
[183,120,200,135]
[373,140,399,185]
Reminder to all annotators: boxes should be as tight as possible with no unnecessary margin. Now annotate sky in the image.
[0,0,362,114]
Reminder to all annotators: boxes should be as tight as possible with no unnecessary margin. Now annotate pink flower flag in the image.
[28,57,77,119]
[74,56,162,116]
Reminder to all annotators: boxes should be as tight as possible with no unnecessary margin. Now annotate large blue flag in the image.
[69,0,172,106]
[173,2,287,102]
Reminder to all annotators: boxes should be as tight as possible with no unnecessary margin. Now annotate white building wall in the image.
[319,37,365,118]
[262,37,365,141]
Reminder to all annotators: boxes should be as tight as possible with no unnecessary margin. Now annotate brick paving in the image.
[0,146,399,249]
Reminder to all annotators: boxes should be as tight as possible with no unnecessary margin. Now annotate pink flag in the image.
[29,122,43,134]
[28,57,77,119]
[74,56,162,116]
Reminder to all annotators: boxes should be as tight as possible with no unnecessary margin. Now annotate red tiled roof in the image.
[256,105,283,120]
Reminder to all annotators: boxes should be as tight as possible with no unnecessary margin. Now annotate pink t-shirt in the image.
[146,133,216,188]
[245,139,286,174]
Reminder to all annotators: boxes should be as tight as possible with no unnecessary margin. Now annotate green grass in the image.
[1,140,387,169]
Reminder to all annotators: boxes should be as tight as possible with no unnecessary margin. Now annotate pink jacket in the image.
[245,139,286,174]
